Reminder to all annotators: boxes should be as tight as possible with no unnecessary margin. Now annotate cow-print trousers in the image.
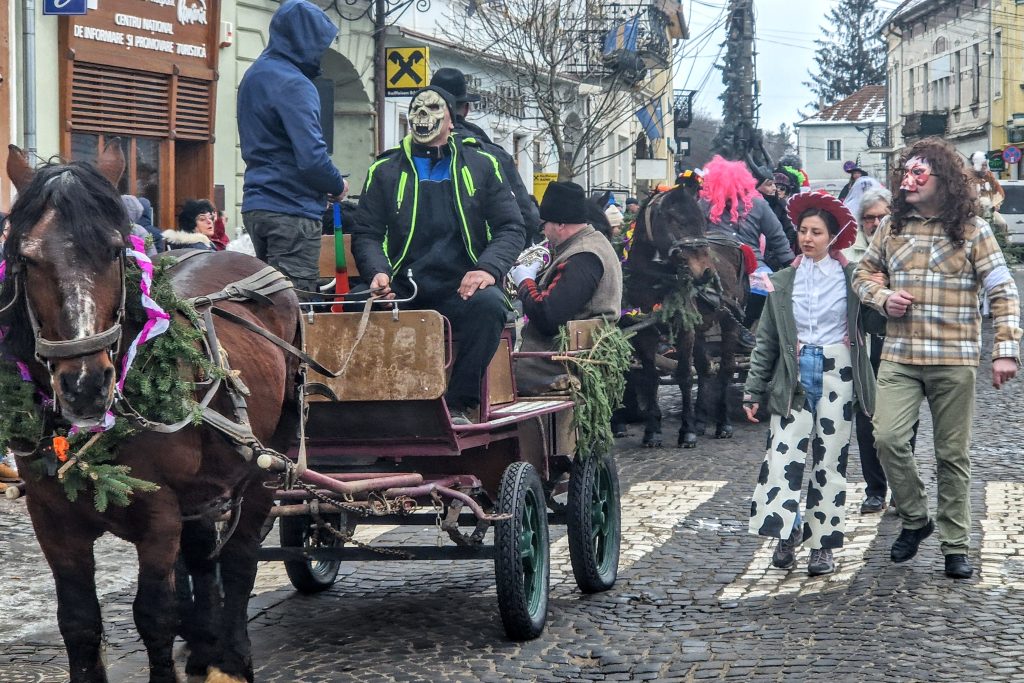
[748,343,854,550]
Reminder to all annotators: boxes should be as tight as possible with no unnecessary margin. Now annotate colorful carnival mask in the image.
[408,90,449,145]
[901,157,933,191]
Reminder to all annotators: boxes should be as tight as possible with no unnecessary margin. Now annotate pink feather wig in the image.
[699,156,758,225]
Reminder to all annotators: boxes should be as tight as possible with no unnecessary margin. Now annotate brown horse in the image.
[621,183,747,448]
[2,143,300,682]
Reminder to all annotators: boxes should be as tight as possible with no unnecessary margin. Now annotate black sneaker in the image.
[807,548,835,576]
[890,519,935,563]
[860,495,885,514]
[944,554,973,579]
[771,525,802,569]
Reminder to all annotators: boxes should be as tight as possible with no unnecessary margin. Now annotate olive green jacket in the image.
[743,259,876,418]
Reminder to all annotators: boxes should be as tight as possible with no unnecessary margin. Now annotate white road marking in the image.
[549,479,727,588]
[979,482,1024,590]
[717,483,883,602]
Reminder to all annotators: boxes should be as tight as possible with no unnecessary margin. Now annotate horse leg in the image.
[178,521,223,681]
[715,330,738,439]
[133,505,184,683]
[634,329,662,447]
[676,331,698,449]
[27,499,107,683]
[207,484,273,683]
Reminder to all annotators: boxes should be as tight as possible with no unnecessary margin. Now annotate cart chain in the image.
[292,481,417,559]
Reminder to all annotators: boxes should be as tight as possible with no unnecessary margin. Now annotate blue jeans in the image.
[798,344,824,414]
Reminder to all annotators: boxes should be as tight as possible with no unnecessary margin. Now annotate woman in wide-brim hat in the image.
[741,191,876,578]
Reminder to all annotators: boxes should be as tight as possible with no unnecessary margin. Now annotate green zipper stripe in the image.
[397,171,408,209]
[461,166,476,196]
[390,136,419,273]
[450,140,478,262]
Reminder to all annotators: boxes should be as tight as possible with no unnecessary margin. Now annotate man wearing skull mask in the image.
[853,137,1021,579]
[352,85,526,424]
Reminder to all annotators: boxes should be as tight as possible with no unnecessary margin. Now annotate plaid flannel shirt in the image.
[852,214,1021,366]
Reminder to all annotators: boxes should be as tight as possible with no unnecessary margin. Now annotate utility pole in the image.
[711,0,767,166]
[373,0,387,155]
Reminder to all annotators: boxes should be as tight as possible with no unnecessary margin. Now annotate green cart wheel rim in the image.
[520,487,546,615]
[592,459,618,575]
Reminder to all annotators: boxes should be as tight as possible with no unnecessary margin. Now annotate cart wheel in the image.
[280,514,343,594]
[567,454,621,593]
[494,462,550,640]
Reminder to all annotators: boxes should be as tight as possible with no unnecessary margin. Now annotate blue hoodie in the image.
[237,0,345,219]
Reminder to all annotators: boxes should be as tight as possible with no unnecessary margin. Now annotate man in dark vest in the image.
[512,181,623,395]
[430,68,541,238]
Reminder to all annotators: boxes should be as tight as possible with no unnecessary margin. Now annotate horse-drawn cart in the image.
[256,275,622,640]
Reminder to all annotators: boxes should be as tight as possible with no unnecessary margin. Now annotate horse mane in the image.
[0,161,129,362]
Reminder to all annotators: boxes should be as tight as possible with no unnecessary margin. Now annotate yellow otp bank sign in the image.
[385,47,430,96]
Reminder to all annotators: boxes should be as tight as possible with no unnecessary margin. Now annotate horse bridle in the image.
[17,246,128,365]
[641,191,711,259]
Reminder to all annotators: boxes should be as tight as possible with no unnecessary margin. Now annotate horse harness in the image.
[639,191,711,259]
[7,245,341,552]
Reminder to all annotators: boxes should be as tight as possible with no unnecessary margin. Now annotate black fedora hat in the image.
[430,67,481,104]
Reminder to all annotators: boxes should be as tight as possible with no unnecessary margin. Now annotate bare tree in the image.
[448,0,665,181]
[682,108,723,168]
[762,123,797,166]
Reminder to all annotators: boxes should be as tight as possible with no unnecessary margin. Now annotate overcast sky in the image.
[674,0,899,133]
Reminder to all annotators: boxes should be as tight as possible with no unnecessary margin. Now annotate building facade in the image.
[881,0,997,173]
[796,85,887,193]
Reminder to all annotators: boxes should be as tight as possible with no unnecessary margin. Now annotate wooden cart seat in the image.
[303,309,446,401]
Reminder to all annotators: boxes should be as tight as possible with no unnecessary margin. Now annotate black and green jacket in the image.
[351,135,526,283]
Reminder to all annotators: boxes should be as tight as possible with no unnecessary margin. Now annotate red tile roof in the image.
[799,85,886,125]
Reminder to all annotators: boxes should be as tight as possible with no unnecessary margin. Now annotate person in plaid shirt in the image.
[853,137,1022,580]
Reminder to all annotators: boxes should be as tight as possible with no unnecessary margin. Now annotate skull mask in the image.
[409,90,450,145]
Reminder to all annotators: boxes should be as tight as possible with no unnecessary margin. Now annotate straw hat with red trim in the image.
[786,190,858,252]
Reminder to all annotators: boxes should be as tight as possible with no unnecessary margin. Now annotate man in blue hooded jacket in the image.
[237,0,347,296]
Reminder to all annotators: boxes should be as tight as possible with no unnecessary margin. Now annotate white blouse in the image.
[793,255,848,346]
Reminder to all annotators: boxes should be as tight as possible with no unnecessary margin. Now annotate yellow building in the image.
[991,0,1024,161]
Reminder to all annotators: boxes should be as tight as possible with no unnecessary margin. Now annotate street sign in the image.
[43,0,87,15]
[1003,146,1022,165]
[533,172,558,201]
[385,47,429,97]
[989,150,1006,172]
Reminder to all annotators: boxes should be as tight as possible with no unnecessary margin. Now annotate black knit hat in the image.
[430,67,481,104]
[539,181,588,224]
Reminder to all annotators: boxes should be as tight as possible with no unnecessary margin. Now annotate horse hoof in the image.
[642,435,662,448]
[613,426,628,438]
[205,667,247,683]
[694,422,706,436]
[715,425,734,439]
[678,433,698,448]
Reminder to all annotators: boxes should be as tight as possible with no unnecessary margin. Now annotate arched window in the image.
[935,36,947,54]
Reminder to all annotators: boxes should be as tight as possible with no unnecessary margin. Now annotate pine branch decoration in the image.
[556,323,634,459]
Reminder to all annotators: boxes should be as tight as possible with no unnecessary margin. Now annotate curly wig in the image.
[890,136,975,246]
[699,156,758,225]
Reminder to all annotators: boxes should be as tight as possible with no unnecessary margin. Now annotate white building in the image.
[796,85,887,194]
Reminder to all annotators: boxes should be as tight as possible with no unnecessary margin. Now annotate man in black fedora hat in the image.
[430,67,541,239]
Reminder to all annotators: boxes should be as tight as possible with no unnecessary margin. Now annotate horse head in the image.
[4,140,130,425]
[636,185,714,285]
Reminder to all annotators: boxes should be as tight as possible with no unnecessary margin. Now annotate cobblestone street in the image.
[4,323,1024,682]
